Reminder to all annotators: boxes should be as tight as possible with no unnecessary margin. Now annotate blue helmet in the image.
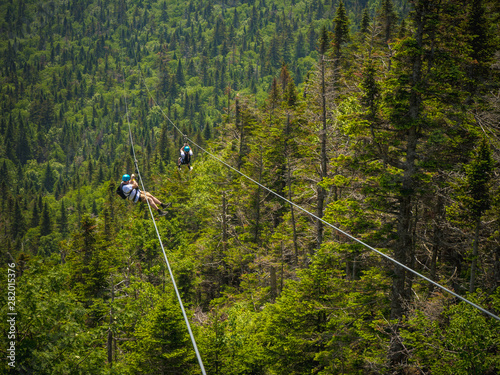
[184,146,190,153]
[122,174,131,182]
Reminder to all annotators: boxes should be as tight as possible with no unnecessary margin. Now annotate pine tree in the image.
[43,162,55,192]
[333,0,349,58]
[203,122,211,140]
[361,8,370,35]
[316,25,330,250]
[30,200,40,228]
[360,59,380,121]
[16,117,31,164]
[465,0,496,98]
[379,0,397,43]
[4,117,17,162]
[449,139,493,292]
[68,214,109,303]
[58,200,68,236]
[127,293,196,374]
[12,200,25,240]
[176,59,185,86]
[40,202,52,236]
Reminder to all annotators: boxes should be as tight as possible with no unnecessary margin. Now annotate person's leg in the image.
[144,192,171,209]
[140,194,159,210]
[144,191,161,205]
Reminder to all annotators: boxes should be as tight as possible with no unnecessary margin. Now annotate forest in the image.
[1,0,500,373]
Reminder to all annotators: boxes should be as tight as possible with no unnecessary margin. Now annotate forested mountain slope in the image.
[1,0,500,373]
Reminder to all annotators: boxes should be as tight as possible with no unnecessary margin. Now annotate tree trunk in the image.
[316,54,327,251]
[236,96,244,170]
[469,216,481,293]
[270,266,277,302]
[222,191,227,254]
[429,191,444,294]
[107,277,114,367]
[389,3,426,367]
[253,149,263,244]
[285,114,299,265]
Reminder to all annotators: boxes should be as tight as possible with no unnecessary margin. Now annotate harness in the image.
[180,153,191,164]
[117,182,141,202]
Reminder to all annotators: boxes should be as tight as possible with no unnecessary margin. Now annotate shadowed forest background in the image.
[1,0,500,373]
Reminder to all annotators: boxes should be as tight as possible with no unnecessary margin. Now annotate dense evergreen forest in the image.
[1,0,500,373]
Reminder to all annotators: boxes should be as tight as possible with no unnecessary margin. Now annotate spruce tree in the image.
[12,200,25,240]
[361,8,370,35]
[176,59,185,86]
[43,162,55,192]
[58,200,68,236]
[333,0,349,58]
[449,139,494,292]
[30,200,40,228]
[16,117,31,164]
[40,202,51,236]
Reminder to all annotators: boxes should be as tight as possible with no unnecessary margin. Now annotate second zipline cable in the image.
[136,63,500,323]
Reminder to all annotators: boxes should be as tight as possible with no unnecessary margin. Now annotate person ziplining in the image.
[117,174,171,216]
[178,143,193,171]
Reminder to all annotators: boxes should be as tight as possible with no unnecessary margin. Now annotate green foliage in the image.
[447,138,494,229]
[198,305,266,375]
[0,258,108,375]
[402,291,500,374]
[259,247,390,374]
[125,290,196,374]
[0,0,499,373]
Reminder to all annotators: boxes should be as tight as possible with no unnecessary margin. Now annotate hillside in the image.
[1,0,500,373]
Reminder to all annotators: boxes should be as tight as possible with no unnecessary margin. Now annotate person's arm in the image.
[131,180,139,189]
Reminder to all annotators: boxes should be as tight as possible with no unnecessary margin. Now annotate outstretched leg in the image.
[139,192,168,215]
[141,194,159,210]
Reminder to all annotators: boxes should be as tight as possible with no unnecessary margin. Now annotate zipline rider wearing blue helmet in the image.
[178,143,193,171]
[119,174,170,216]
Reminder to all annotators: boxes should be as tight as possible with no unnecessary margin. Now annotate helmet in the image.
[122,174,131,182]
[184,146,190,153]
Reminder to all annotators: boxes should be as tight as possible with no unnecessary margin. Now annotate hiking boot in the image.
[157,209,168,217]
[161,202,172,209]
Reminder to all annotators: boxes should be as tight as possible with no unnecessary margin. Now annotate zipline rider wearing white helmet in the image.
[118,174,170,216]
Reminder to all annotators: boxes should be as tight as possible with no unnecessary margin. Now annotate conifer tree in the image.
[449,139,493,292]
[127,293,196,374]
[16,117,31,164]
[379,0,397,43]
[465,0,496,98]
[58,200,68,237]
[333,0,349,59]
[12,200,25,240]
[316,25,330,250]
[40,202,51,237]
[43,162,55,192]
[30,200,40,228]
[361,8,370,35]
[176,59,185,86]
[4,117,17,162]
[68,214,109,303]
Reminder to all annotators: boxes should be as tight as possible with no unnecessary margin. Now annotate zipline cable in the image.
[123,76,207,375]
[135,65,500,323]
